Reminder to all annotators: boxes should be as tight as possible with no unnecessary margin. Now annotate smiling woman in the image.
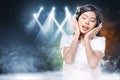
[60,4,106,80]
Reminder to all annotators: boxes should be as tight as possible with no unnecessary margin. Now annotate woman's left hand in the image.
[84,24,102,40]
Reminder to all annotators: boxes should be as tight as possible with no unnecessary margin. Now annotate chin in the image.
[80,30,89,34]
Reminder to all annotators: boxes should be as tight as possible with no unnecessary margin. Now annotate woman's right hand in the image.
[72,15,80,40]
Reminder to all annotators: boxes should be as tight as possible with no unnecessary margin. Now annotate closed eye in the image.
[90,19,96,22]
[82,17,86,19]
[90,20,96,22]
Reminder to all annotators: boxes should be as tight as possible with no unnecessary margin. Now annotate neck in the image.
[78,33,84,41]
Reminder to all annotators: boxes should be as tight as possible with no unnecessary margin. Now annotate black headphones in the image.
[75,7,81,21]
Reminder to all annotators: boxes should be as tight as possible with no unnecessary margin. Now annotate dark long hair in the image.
[75,4,103,36]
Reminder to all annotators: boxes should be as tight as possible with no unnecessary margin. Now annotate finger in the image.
[88,26,102,38]
[93,27,101,35]
[94,25,102,31]
[72,15,76,30]
[72,14,76,23]
[98,23,102,27]
[90,27,99,34]
[96,26,102,32]
[91,23,102,33]
[75,21,79,32]
[92,27,98,32]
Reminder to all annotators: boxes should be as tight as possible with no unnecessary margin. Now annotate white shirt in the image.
[60,35,106,80]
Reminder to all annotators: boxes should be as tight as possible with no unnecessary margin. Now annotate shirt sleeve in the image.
[60,35,71,57]
[92,37,106,55]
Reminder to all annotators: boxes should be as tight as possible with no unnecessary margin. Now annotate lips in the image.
[82,26,89,31]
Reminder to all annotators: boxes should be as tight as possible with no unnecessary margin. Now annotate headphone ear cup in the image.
[75,7,80,21]
[76,13,79,21]
[96,20,101,27]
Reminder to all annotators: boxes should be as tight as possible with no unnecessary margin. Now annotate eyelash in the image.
[90,20,95,22]
[82,16,96,23]
[82,17,86,19]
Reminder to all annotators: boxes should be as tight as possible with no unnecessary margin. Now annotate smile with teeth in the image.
[82,26,89,31]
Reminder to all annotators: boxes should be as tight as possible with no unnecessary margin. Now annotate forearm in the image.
[63,38,79,64]
[84,38,98,68]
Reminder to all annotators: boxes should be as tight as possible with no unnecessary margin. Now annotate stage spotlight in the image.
[37,7,43,17]
[49,7,55,18]
[33,7,43,19]
[49,13,53,18]
[65,6,68,11]
[65,7,71,18]
[33,13,37,18]
[33,6,73,44]
[64,6,73,35]
[40,7,43,11]
[52,7,55,11]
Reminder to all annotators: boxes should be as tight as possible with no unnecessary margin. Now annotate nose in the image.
[85,19,89,25]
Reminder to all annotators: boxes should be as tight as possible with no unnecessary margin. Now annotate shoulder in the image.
[92,36,106,42]
[60,34,74,48]
[60,34,74,45]
[91,36,106,45]
[61,34,73,40]
[91,36,106,54]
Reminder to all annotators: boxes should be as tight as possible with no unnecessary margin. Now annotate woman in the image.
[60,4,106,80]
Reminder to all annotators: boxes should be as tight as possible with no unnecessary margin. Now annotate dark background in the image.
[0,0,120,73]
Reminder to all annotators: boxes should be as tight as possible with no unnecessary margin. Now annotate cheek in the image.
[88,23,96,32]
[89,27,94,31]
[78,22,81,27]
[89,26,95,31]
[90,22,96,29]
[77,19,83,27]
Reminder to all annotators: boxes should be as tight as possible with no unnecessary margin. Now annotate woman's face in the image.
[78,11,97,34]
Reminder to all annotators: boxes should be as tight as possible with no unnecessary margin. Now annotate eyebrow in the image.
[83,14,96,19]
[83,14,88,17]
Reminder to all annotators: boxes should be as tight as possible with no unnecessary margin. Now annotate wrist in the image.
[74,37,79,43]
[84,37,90,42]
[74,34,79,40]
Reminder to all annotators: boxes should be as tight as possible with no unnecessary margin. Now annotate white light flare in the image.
[0,72,120,80]
[33,7,44,19]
